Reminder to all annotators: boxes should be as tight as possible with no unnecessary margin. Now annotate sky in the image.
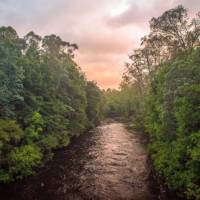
[0,0,199,89]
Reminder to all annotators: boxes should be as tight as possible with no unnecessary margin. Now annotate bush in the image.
[8,145,42,180]
[39,135,59,151]
[0,120,23,145]
[24,112,44,143]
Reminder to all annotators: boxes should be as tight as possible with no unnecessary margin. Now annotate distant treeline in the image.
[0,27,105,183]
[105,6,200,200]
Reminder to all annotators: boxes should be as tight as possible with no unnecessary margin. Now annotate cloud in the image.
[107,3,145,27]
[0,0,200,88]
[107,0,200,28]
[174,0,200,12]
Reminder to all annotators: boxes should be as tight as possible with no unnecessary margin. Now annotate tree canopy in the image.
[0,26,104,183]
[105,6,200,199]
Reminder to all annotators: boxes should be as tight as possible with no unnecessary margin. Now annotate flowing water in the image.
[1,121,159,200]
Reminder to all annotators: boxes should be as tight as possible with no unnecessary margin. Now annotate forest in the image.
[0,27,104,183]
[0,4,200,200]
[105,6,200,200]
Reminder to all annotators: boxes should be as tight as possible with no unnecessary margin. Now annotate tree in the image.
[0,26,104,183]
[86,81,104,127]
[0,26,24,118]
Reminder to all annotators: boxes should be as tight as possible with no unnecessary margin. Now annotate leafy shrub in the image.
[24,112,43,143]
[39,135,59,150]
[0,120,23,145]
[8,145,42,180]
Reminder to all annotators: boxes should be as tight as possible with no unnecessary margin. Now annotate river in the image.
[1,121,160,200]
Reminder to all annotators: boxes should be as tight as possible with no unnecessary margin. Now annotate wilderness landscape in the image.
[0,1,200,200]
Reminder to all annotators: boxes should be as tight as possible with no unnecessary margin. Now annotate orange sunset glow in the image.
[1,0,199,88]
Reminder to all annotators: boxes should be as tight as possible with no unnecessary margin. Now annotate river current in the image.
[1,122,159,200]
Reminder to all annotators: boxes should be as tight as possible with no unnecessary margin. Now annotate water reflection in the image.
[1,122,157,200]
[78,123,156,200]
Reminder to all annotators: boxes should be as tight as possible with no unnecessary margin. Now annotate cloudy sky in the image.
[0,0,199,88]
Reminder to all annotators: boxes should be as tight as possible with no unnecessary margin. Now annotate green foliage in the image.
[0,170,10,183]
[0,120,23,145]
[0,26,104,183]
[145,49,200,199]
[0,26,24,118]
[24,112,44,143]
[8,145,42,180]
[39,135,59,151]
[86,81,104,127]
[106,6,200,199]
[104,84,144,129]
[0,120,24,182]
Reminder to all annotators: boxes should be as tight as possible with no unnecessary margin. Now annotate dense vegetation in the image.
[0,27,104,183]
[0,5,199,200]
[105,6,200,199]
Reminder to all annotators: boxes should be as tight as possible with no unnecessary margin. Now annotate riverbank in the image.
[0,121,159,200]
[125,121,187,200]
